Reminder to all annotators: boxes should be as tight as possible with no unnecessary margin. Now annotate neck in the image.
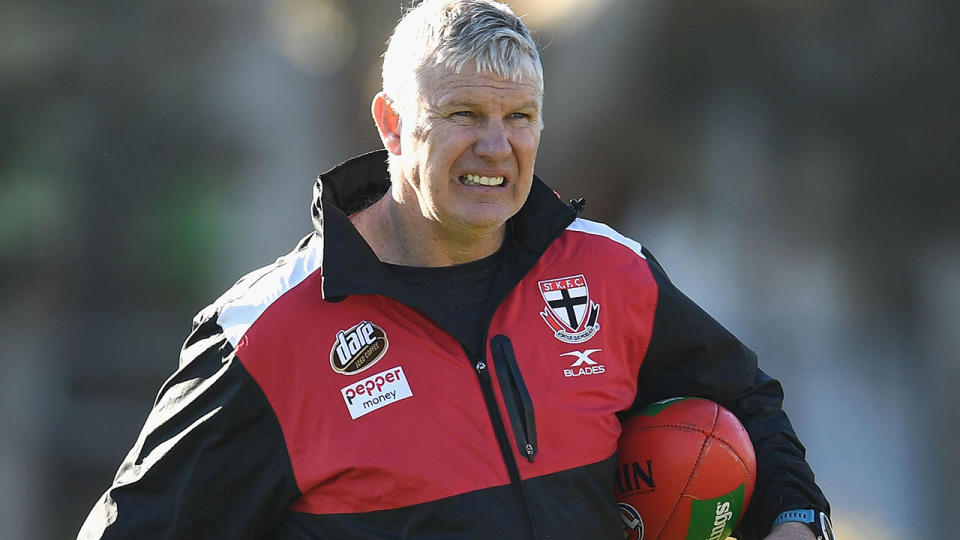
[350,195,505,267]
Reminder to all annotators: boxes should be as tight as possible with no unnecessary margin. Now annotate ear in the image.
[372,92,402,156]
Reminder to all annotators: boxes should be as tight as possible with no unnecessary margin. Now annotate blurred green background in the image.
[2,1,957,538]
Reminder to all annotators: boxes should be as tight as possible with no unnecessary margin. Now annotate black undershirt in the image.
[384,247,503,355]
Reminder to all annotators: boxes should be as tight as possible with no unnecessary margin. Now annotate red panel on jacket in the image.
[238,227,658,514]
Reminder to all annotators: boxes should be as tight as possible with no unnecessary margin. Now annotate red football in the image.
[616,397,756,540]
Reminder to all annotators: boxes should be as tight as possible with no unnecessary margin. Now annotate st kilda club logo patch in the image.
[618,502,645,540]
[330,321,389,375]
[538,274,601,343]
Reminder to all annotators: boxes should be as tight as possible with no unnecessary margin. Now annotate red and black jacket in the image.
[80,151,828,539]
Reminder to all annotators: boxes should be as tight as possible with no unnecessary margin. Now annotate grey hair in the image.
[381,0,543,118]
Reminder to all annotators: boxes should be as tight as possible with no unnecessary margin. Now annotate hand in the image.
[763,521,817,540]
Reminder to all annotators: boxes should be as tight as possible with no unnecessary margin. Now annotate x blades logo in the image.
[538,274,601,344]
[561,349,606,377]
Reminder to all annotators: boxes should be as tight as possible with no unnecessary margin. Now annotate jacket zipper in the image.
[469,346,539,540]
[489,335,537,462]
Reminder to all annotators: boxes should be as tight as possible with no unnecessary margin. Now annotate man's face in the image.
[394,62,542,239]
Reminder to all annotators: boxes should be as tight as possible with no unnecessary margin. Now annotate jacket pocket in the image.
[490,335,537,462]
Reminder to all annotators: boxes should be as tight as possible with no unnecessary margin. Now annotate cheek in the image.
[515,131,540,167]
[428,133,470,170]
[516,125,540,147]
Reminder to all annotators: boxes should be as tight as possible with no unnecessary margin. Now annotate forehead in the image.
[417,63,543,109]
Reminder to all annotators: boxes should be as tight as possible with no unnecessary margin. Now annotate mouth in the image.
[458,173,506,187]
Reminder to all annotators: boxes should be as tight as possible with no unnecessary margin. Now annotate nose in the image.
[474,121,512,160]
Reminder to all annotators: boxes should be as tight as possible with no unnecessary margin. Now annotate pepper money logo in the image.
[330,321,389,375]
[340,366,413,420]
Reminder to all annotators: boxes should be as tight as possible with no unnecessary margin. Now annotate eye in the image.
[451,111,475,118]
[508,112,537,124]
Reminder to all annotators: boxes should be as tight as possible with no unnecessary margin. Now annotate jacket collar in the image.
[312,149,577,303]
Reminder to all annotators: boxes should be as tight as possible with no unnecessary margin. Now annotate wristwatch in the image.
[773,509,835,540]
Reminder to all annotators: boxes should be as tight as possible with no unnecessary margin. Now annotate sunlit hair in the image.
[381,0,543,119]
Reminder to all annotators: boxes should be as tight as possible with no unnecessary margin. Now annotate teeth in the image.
[461,174,504,186]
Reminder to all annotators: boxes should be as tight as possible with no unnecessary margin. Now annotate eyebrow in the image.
[441,100,541,112]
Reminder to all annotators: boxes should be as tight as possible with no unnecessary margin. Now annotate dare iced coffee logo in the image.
[330,321,389,375]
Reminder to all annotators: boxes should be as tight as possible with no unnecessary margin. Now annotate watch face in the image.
[819,511,836,540]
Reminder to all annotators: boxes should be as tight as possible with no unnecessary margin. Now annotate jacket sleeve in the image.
[632,247,829,540]
[78,308,301,539]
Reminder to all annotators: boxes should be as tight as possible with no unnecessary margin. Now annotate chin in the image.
[460,208,518,229]
[441,198,523,233]
[456,216,505,230]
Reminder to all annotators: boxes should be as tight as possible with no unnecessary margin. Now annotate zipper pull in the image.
[476,360,487,372]
[524,443,535,461]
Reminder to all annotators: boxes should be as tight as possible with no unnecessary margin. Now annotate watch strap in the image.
[773,509,816,526]
[773,509,836,540]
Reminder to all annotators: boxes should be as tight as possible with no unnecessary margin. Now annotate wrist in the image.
[767,521,816,539]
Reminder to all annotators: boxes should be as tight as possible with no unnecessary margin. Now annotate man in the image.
[80,1,832,538]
